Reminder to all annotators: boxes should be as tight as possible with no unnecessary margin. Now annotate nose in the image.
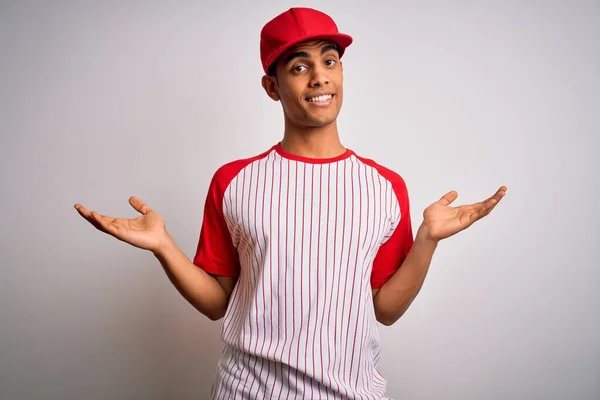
[309,64,330,87]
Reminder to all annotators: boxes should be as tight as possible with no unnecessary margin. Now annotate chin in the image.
[286,107,341,128]
[306,110,340,127]
[303,116,337,128]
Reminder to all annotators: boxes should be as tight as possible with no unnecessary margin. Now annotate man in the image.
[75,7,506,399]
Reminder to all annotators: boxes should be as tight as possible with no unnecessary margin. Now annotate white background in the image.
[1,1,598,399]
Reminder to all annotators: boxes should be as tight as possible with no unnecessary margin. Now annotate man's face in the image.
[262,40,344,128]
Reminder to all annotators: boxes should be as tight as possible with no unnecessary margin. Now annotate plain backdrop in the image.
[1,1,598,399]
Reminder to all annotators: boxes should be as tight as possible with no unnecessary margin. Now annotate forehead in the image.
[281,39,338,58]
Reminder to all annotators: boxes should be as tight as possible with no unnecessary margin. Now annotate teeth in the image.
[308,94,332,102]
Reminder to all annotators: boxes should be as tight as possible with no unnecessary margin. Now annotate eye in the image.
[292,65,308,73]
[325,59,337,67]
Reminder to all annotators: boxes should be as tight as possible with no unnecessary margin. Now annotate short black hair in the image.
[268,61,278,78]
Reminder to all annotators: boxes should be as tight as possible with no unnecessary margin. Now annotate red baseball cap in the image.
[260,7,353,74]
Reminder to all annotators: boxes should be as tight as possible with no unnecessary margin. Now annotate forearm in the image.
[374,223,437,325]
[153,231,230,321]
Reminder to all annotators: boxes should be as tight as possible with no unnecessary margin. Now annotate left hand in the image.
[422,186,507,243]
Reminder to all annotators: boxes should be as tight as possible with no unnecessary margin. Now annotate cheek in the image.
[335,87,343,105]
[280,77,307,97]
[280,87,305,109]
[281,92,301,109]
[279,92,305,117]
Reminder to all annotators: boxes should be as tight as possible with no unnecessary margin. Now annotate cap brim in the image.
[264,33,353,73]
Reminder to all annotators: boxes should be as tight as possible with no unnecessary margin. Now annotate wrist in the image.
[416,223,439,248]
[153,230,175,257]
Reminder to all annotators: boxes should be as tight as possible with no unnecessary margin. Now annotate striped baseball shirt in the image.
[193,143,413,399]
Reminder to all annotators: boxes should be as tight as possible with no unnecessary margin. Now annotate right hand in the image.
[74,196,168,252]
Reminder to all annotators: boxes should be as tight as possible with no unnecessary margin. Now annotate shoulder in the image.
[211,146,275,190]
[352,152,409,193]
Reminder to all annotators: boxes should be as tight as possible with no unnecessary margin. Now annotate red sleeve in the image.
[370,173,414,289]
[192,168,240,277]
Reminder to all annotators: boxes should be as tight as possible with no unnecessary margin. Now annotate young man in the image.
[75,7,506,399]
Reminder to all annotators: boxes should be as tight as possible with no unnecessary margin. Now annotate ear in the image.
[261,75,280,101]
[340,60,344,72]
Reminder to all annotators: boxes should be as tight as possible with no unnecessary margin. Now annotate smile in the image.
[306,94,334,105]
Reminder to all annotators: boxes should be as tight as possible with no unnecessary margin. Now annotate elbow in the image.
[374,298,402,326]
[373,295,411,326]
[207,314,224,322]
[201,304,228,321]
[377,315,399,326]
[206,312,225,321]
[374,302,406,325]
[206,308,227,321]
[375,309,401,326]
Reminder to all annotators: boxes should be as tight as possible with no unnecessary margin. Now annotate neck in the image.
[280,119,346,158]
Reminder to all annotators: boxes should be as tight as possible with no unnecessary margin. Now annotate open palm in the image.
[74,196,167,252]
[423,186,507,242]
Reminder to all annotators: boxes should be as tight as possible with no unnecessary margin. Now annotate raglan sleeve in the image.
[370,173,414,289]
[192,168,240,277]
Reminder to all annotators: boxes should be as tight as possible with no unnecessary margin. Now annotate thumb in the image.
[437,190,458,206]
[129,196,151,215]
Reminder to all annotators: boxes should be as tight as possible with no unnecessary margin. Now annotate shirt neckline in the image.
[272,142,354,164]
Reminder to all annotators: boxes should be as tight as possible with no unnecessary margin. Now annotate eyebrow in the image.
[284,44,340,65]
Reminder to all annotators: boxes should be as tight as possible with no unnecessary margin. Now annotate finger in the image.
[482,197,501,216]
[482,187,506,214]
[129,196,151,215]
[461,204,483,222]
[473,187,506,215]
[461,200,491,223]
[74,203,92,219]
[472,197,501,221]
[489,186,507,202]
[75,204,106,231]
[90,211,119,236]
[437,190,458,206]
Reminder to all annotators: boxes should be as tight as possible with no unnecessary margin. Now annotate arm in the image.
[372,186,507,326]
[154,231,237,321]
[74,195,239,322]
[156,166,242,320]
[372,224,436,326]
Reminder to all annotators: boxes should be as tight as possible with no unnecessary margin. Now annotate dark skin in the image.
[74,39,507,324]
[261,39,507,311]
[261,40,347,159]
